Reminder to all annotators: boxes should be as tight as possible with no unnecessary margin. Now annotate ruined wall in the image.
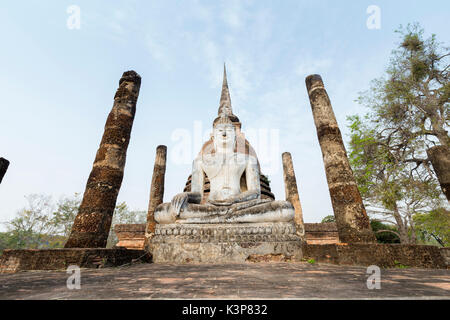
[116,224,146,250]
[0,248,150,273]
[302,243,448,269]
[304,223,339,244]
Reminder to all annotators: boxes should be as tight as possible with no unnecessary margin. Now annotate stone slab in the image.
[149,222,303,263]
[114,222,340,249]
[0,248,151,273]
[304,222,339,244]
[151,241,303,263]
[115,224,146,249]
[0,262,448,299]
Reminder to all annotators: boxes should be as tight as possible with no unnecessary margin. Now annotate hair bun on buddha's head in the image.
[213,114,235,127]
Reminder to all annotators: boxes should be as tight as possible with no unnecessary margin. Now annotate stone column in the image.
[305,74,375,243]
[282,152,305,236]
[0,158,9,184]
[65,70,141,248]
[427,145,450,202]
[145,145,167,237]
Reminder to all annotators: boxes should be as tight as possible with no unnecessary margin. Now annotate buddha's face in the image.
[213,123,236,153]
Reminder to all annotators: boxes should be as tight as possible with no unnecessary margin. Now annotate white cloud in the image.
[145,34,174,69]
[221,0,244,30]
[295,58,333,77]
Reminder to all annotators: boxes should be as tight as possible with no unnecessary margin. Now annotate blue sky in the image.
[1,0,449,228]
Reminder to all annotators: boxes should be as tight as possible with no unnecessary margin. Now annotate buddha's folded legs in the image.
[224,200,295,223]
[154,200,295,224]
[154,202,229,224]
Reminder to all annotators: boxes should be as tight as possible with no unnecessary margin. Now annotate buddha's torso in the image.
[200,153,247,201]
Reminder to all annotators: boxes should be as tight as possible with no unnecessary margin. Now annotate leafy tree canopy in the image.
[348,23,449,244]
[413,208,449,247]
[1,194,146,252]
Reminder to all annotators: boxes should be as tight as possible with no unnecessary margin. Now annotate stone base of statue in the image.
[149,222,303,263]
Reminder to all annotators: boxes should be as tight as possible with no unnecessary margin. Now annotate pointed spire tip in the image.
[219,63,232,116]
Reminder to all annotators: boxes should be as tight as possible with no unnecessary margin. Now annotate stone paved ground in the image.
[0,262,448,299]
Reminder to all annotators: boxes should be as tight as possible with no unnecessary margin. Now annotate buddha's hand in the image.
[171,192,189,216]
[208,198,235,206]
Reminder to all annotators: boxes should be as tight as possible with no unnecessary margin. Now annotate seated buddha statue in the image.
[154,67,295,225]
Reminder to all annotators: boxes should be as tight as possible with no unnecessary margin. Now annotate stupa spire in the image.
[218,63,233,117]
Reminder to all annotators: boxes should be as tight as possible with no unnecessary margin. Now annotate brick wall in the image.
[304,223,339,244]
[115,222,340,248]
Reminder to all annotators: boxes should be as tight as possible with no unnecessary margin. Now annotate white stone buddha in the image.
[154,67,295,225]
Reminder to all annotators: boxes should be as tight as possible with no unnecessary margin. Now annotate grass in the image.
[394,260,410,269]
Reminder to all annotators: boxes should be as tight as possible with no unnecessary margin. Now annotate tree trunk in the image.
[0,157,9,184]
[427,145,450,202]
[391,203,409,244]
[406,207,417,244]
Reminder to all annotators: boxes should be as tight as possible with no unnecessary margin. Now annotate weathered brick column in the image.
[282,152,305,236]
[0,157,9,184]
[65,71,141,248]
[305,74,375,243]
[145,145,167,237]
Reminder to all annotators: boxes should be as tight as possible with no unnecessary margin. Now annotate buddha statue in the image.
[154,67,295,225]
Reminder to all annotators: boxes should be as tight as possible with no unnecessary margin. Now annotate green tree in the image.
[413,208,449,247]
[2,193,146,251]
[51,193,81,238]
[3,194,57,249]
[348,114,442,243]
[321,215,335,223]
[355,23,449,201]
[0,232,18,255]
[106,202,146,248]
[348,24,449,244]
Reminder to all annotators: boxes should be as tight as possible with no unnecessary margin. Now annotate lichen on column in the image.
[65,70,141,248]
[145,145,167,238]
[282,152,305,236]
[305,74,375,243]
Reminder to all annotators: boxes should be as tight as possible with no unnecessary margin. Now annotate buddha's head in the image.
[212,116,236,154]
